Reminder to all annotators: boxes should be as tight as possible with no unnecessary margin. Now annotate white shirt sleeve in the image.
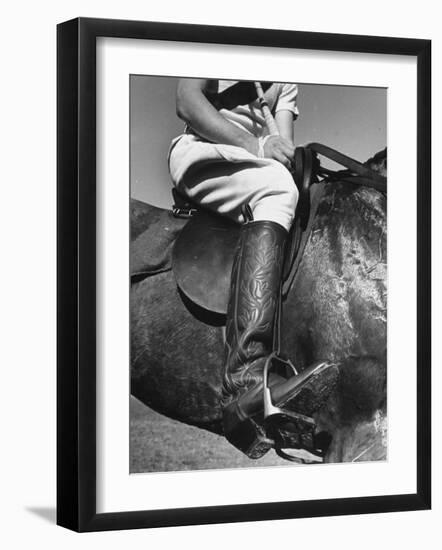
[274,83,299,119]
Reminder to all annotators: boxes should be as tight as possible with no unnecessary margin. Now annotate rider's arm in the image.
[275,110,295,143]
[176,79,295,169]
[274,83,298,144]
[176,79,258,155]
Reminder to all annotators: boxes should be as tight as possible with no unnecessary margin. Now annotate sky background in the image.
[130,76,386,207]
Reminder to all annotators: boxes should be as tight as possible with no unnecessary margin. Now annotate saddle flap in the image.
[172,211,240,315]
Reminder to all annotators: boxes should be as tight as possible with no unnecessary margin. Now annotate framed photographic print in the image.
[57,17,431,532]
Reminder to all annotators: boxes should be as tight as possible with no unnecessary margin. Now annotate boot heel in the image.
[223,405,273,459]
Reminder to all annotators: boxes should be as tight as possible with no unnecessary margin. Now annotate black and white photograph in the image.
[54,16,431,534]
[0,0,436,544]
[130,76,387,473]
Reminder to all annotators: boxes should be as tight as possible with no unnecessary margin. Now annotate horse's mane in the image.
[365,148,387,177]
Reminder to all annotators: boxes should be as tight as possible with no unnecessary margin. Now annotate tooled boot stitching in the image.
[221,221,286,409]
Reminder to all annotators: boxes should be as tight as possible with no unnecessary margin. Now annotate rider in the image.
[168,79,338,458]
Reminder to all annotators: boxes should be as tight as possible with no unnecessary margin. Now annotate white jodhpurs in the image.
[168,134,299,231]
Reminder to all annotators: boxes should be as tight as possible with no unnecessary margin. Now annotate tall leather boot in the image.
[222,220,339,459]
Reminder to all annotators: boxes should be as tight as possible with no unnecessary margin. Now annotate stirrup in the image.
[262,352,316,430]
[262,354,337,461]
[262,353,322,461]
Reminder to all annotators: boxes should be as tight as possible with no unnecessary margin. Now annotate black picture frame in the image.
[57,17,431,532]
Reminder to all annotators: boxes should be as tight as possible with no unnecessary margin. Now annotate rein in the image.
[308,142,387,192]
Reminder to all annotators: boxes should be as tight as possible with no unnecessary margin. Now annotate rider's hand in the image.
[260,136,295,170]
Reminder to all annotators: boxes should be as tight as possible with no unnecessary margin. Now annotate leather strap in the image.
[207,81,273,111]
[308,142,386,192]
[282,182,326,299]
[292,146,316,230]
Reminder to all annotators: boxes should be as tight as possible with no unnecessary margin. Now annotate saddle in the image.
[172,146,317,314]
[172,207,239,314]
[172,144,386,315]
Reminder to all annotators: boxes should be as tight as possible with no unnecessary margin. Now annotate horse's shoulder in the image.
[316,177,386,228]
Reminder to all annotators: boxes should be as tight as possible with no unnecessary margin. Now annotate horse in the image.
[130,149,387,463]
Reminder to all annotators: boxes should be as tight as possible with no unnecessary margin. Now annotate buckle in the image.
[172,206,197,219]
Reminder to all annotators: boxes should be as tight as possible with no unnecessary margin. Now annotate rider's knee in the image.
[251,162,299,230]
[266,161,298,210]
[265,161,298,204]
